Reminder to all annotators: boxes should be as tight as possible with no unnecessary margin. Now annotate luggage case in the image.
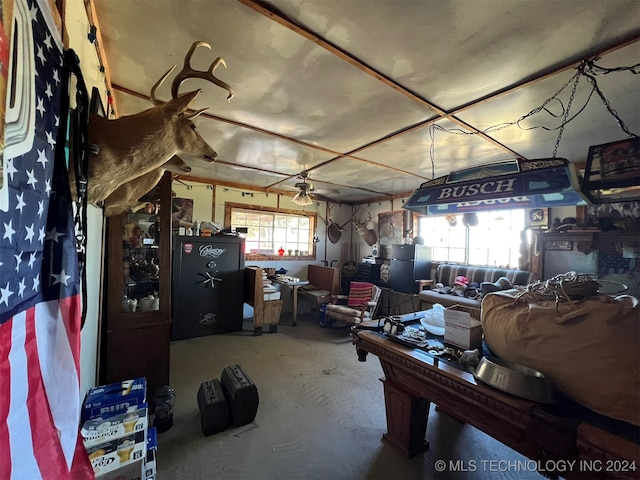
[197,379,230,435]
[220,364,259,426]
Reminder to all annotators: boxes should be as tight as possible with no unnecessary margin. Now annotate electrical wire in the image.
[427,59,639,171]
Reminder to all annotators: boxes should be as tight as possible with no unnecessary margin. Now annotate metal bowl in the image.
[473,356,556,404]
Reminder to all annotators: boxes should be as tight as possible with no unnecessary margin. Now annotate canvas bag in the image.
[481,290,640,426]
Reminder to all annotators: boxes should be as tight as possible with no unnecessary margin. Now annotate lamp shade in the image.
[403,158,587,215]
[292,191,313,206]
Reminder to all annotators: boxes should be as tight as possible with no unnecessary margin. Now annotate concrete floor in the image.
[157,311,545,480]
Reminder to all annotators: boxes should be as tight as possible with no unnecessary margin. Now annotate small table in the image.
[271,275,309,326]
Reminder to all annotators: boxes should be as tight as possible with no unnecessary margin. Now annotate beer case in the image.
[86,429,146,478]
[197,378,230,435]
[81,405,148,448]
[144,427,157,479]
[83,377,147,421]
[96,458,144,480]
[220,364,259,426]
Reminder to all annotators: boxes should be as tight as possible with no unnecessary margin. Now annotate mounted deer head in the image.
[103,156,191,217]
[73,41,233,205]
[327,204,356,244]
[353,211,378,246]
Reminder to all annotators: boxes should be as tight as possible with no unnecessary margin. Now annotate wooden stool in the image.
[415,279,435,292]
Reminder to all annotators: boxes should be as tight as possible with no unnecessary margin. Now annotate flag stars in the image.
[43,33,53,50]
[45,179,51,195]
[28,252,37,269]
[45,82,53,99]
[5,157,17,181]
[37,149,48,168]
[46,130,56,148]
[3,219,16,243]
[14,252,23,272]
[36,97,46,116]
[32,274,40,292]
[38,226,46,243]
[36,45,46,65]
[29,4,38,21]
[46,227,64,243]
[25,224,35,242]
[38,200,45,218]
[18,279,27,298]
[16,192,26,213]
[26,169,38,189]
[53,68,60,85]
[52,269,71,287]
[0,282,13,306]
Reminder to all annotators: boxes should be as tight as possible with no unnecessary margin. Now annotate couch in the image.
[418,263,538,309]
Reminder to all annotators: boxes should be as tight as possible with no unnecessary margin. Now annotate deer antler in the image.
[150,65,176,106]
[172,41,234,101]
[150,41,234,108]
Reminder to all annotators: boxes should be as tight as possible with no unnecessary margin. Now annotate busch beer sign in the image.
[404,158,586,215]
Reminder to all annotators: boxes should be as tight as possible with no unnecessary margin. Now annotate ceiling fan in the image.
[292,172,316,206]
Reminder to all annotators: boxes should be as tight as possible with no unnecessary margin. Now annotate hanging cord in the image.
[579,60,639,138]
[425,58,639,167]
[63,49,98,328]
[551,72,580,158]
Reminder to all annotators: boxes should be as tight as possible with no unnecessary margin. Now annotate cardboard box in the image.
[144,447,156,479]
[83,378,147,421]
[82,405,148,449]
[87,429,146,477]
[96,458,144,480]
[444,322,483,349]
[144,427,157,479]
[444,307,482,349]
[443,307,480,328]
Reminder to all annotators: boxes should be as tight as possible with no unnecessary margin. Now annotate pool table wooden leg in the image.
[381,378,430,458]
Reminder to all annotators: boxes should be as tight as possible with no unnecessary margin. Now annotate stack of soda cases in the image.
[81,377,157,480]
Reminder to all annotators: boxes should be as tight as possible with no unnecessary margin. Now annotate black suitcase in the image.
[220,364,259,426]
[197,379,230,436]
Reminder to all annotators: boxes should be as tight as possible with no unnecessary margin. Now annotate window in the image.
[418,209,525,268]
[225,203,316,260]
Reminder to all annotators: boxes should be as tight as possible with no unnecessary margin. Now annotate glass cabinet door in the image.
[121,211,161,313]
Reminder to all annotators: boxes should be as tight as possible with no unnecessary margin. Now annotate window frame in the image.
[224,202,317,261]
[417,209,526,268]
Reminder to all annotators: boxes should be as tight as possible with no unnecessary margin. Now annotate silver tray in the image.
[473,356,556,404]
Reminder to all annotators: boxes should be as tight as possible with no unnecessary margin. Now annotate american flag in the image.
[0,0,93,478]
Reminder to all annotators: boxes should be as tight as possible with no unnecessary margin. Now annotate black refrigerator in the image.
[390,244,431,294]
[171,235,245,340]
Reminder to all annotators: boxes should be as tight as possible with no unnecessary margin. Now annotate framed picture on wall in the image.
[172,197,194,229]
[525,208,549,229]
[378,211,404,245]
[545,240,573,251]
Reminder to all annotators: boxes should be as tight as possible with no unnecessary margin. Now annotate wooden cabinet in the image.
[100,173,172,396]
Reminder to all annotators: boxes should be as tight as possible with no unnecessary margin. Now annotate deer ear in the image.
[167,89,202,115]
